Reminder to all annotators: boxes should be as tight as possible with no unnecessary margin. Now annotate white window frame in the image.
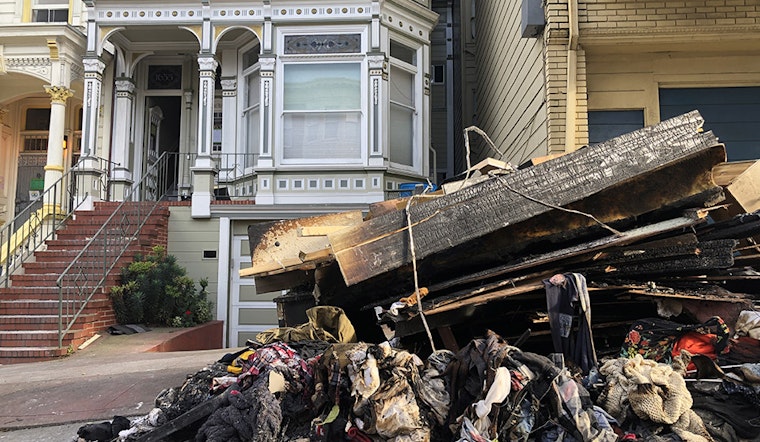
[275,26,369,167]
[388,36,423,174]
[239,41,262,167]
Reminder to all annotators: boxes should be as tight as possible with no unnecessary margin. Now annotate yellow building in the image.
[0,0,86,227]
[474,0,760,165]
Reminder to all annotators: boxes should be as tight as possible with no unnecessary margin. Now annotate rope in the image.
[404,194,437,353]
[492,173,622,236]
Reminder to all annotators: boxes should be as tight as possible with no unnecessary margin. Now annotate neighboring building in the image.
[0,0,87,227]
[474,0,760,165]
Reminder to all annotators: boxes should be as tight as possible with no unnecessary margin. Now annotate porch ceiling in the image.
[110,26,201,52]
[110,26,251,52]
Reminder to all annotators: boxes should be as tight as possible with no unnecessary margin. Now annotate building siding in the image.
[475,0,548,166]
[166,206,220,317]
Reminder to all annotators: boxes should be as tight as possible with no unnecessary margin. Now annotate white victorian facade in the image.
[86,0,438,346]
[79,0,438,216]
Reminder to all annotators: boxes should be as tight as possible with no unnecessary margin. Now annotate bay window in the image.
[282,63,362,161]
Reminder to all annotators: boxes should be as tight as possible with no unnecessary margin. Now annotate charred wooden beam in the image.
[329,111,724,287]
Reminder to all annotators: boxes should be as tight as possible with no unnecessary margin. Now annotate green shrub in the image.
[108,246,213,327]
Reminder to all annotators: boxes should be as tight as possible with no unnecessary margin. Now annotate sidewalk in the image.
[0,325,231,440]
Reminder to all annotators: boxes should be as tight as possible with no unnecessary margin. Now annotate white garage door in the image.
[228,235,279,347]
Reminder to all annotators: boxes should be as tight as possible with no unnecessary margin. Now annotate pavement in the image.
[0,327,231,441]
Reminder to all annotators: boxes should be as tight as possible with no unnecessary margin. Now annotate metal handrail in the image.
[0,159,86,288]
[56,152,173,347]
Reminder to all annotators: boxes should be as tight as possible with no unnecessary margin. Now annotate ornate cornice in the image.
[5,57,52,81]
[44,85,75,104]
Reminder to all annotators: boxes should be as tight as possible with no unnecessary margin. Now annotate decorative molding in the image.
[197,55,218,72]
[263,79,270,106]
[115,78,136,96]
[0,108,8,126]
[46,39,60,61]
[83,57,105,78]
[4,57,52,81]
[259,55,276,72]
[372,77,379,105]
[220,78,237,90]
[284,34,361,54]
[274,6,367,18]
[44,85,75,104]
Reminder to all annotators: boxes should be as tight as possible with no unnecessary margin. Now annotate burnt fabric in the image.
[77,416,130,442]
[236,341,315,394]
[690,387,760,440]
[195,375,282,442]
[543,273,598,374]
[254,305,357,345]
[621,316,730,364]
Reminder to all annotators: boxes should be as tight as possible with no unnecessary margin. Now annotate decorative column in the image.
[367,53,385,168]
[76,56,106,209]
[220,77,237,180]
[257,55,275,169]
[254,55,275,205]
[178,90,194,200]
[191,54,218,218]
[42,85,74,201]
[109,77,136,201]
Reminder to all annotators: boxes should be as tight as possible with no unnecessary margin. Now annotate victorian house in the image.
[0,0,449,359]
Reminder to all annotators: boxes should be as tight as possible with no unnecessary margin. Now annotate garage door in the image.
[229,235,278,347]
[660,87,760,161]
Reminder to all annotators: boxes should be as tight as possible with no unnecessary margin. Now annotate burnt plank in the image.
[360,210,710,310]
[584,239,737,267]
[329,111,723,286]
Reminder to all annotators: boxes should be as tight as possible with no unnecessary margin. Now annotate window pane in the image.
[247,72,260,107]
[284,64,360,110]
[243,47,260,69]
[35,0,68,5]
[390,104,413,166]
[25,108,50,130]
[246,109,259,165]
[283,112,361,159]
[390,41,416,66]
[390,66,414,106]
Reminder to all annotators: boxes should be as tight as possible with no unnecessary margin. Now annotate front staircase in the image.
[0,202,169,364]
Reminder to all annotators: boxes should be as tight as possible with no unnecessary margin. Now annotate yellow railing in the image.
[0,204,65,268]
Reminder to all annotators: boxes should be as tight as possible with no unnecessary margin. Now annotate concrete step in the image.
[0,346,69,364]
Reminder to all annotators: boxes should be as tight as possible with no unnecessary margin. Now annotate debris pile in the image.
[81,310,760,442]
[76,111,760,441]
